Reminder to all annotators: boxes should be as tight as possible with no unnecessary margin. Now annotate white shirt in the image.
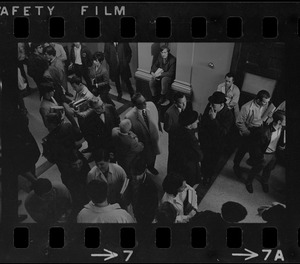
[236,99,269,135]
[161,184,197,223]
[74,45,82,65]
[217,82,240,109]
[266,126,282,153]
[77,202,135,223]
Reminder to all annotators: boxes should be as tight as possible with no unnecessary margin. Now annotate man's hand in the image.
[208,107,217,120]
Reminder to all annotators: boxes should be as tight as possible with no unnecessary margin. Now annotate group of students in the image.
[15,42,286,225]
[163,72,286,195]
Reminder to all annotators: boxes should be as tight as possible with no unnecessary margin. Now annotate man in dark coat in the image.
[69,42,93,90]
[104,42,134,101]
[149,45,176,106]
[27,43,49,95]
[164,92,192,174]
[173,110,203,187]
[199,91,234,185]
[82,97,120,154]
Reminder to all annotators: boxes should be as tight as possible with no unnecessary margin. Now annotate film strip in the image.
[1,2,300,263]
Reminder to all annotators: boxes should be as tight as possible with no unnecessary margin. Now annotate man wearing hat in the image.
[199,91,234,185]
[172,110,203,186]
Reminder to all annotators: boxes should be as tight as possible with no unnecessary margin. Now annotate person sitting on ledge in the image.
[149,45,176,106]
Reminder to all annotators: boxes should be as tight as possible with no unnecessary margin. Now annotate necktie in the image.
[142,109,149,128]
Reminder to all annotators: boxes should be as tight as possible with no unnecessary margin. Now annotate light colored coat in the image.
[125,102,161,165]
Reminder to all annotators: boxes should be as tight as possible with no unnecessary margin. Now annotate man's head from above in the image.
[132,93,147,110]
[224,72,235,89]
[119,119,132,134]
[87,180,108,204]
[93,148,110,173]
[208,91,226,112]
[44,45,56,61]
[33,178,53,197]
[173,92,187,111]
[272,110,285,130]
[74,42,81,48]
[255,90,271,107]
[160,45,170,59]
[90,97,105,115]
[179,110,199,129]
[70,76,83,92]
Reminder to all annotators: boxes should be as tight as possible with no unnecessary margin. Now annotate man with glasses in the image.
[125,93,161,175]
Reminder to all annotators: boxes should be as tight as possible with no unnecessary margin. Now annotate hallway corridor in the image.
[17,83,286,224]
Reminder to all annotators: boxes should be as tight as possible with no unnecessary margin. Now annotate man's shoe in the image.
[117,94,123,101]
[261,182,269,193]
[148,167,159,175]
[245,183,253,193]
[233,165,242,179]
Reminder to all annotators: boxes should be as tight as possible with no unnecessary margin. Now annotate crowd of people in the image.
[15,42,286,225]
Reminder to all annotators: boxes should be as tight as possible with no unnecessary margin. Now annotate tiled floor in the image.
[17,82,286,223]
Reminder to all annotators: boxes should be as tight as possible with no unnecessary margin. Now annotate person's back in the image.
[112,120,144,174]
[25,179,72,224]
[77,202,134,223]
[77,180,135,223]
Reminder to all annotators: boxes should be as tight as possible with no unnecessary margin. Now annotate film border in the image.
[0,2,300,262]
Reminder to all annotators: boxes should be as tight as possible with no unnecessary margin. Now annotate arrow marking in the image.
[232,248,259,261]
[124,250,133,262]
[91,248,118,261]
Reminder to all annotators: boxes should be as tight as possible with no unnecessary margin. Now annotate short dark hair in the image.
[256,90,271,101]
[173,92,185,103]
[225,72,235,80]
[33,178,52,196]
[70,75,82,85]
[221,201,248,223]
[87,180,108,203]
[93,148,110,162]
[132,158,147,175]
[156,202,177,225]
[30,43,43,53]
[131,92,143,105]
[272,110,285,123]
[45,112,63,127]
[162,173,185,197]
[40,82,55,95]
[44,45,56,57]
[93,52,104,62]
[160,45,170,53]
[68,149,84,163]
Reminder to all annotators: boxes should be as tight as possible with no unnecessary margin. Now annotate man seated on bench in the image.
[149,45,176,106]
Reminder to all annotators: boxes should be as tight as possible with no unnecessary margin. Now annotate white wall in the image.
[191,43,234,113]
